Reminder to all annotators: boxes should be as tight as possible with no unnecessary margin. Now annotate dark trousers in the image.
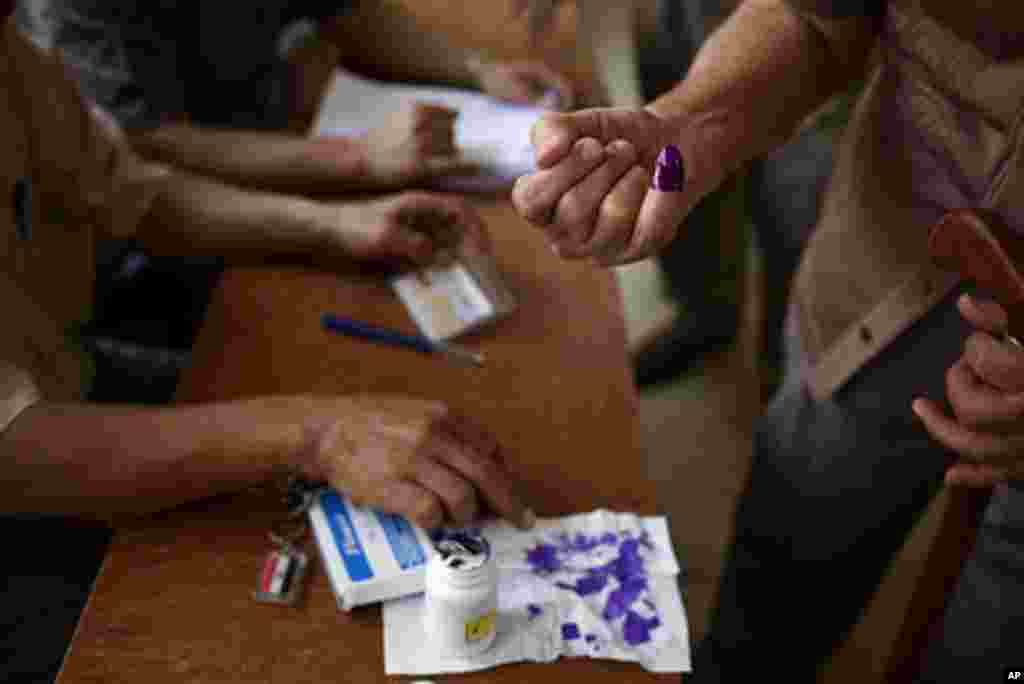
[691,285,1024,682]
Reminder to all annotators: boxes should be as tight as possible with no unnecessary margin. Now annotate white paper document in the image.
[313,67,543,192]
[383,510,692,675]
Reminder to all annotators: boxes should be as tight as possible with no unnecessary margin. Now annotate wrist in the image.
[251,394,330,479]
[303,134,374,186]
[277,395,356,483]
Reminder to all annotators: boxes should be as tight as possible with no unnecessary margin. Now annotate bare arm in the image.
[130,125,374,194]
[128,169,483,267]
[0,393,534,529]
[646,0,878,187]
[0,397,308,520]
[320,2,479,89]
[131,170,333,261]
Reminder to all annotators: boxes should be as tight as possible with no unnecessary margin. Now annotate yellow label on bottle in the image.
[464,610,496,642]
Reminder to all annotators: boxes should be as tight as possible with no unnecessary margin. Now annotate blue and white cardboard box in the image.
[308,489,436,610]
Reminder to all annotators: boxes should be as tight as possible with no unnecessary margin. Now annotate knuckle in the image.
[599,195,637,230]
[422,400,450,424]
[556,191,590,230]
[515,183,553,225]
[411,495,443,528]
[574,137,603,162]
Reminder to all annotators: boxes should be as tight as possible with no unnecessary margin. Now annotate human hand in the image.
[913,294,1024,486]
[359,101,475,187]
[295,395,535,530]
[513,108,720,265]
[468,57,574,110]
[321,191,491,265]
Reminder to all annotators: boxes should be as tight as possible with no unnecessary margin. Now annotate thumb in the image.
[614,144,696,264]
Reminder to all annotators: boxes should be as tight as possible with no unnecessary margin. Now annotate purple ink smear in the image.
[585,634,597,644]
[527,604,543,619]
[574,572,609,596]
[651,144,685,192]
[610,539,645,583]
[603,575,648,621]
[623,611,662,645]
[526,528,665,647]
[525,543,562,574]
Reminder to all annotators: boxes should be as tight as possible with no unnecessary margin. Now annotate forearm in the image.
[321,2,478,89]
[131,124,381,193]
[132,170,333,262]
[648,0,877,182]
[0,396,314,520]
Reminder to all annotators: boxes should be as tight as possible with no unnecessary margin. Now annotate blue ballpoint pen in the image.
[321,313,485,367]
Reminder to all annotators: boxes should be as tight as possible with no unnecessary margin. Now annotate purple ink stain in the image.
[603,575,648,621]
[526,543,562,574]
[610,539,645,583]
[526,529,665,647]
[574,572,608,596]
[585,634,597,643]
[622,611,662,645]
[527,603,543,619]
[651,144,685,192]
[570,532,602,552]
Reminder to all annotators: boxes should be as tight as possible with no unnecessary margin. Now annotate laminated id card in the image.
[308,489,436,610]
[392,243,517,341]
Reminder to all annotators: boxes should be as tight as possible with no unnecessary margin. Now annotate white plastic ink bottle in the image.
[424,531,497,657]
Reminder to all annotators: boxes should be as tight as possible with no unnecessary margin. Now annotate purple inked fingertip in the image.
[651,144,685,192]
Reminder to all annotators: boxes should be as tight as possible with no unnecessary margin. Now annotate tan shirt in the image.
[0,19,167,430]
[788,0,1024,399]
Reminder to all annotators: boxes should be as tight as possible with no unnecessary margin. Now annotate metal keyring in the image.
[269,517,308,553]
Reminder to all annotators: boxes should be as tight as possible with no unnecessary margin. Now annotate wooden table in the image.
[57,197,675,683]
